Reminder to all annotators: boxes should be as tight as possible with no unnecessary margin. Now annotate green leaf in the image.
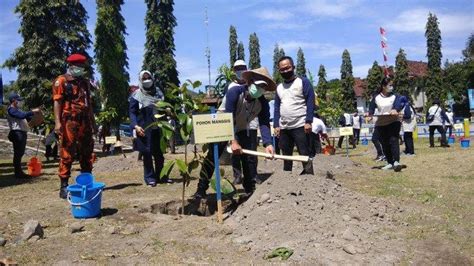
[177,113,188,125]
[160,160,175,179]
[162,127,173,140]
[159,135,167,153]
[210,177,235,195]
[192,80,202,89]
[159,121,175,131]
[185,116,193,134]
[175,159,188,174]
[155,101,173,109]
[180,127,189,142]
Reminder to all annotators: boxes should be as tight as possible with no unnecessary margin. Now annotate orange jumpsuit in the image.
[53,74,95,179]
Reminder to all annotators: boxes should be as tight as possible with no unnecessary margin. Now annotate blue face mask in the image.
[248,84,264,99]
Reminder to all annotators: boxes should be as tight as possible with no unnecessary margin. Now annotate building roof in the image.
[406,60,428,78]
[353,78,367,97]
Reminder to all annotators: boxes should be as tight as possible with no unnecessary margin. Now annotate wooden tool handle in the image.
[226,146,310,162]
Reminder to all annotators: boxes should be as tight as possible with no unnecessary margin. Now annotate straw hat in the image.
[242,67,276,91]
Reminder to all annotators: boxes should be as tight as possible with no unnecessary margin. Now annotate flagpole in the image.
[380,27,389,77]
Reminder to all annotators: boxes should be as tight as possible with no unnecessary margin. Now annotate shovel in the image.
[226,146,314,175]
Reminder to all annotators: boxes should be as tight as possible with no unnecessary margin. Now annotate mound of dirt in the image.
[93,152,143,173]
[229,156,407,264]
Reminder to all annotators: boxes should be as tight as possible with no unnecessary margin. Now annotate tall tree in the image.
[296,47,307,77]
[143,0,179,92]
[319,79,344,127]
[237,41,245,61]
[272,44,286,84]
[425,12,444,104]
[3,0,92,109]
[366,61,384,99]
[340,49,355,111]
[95,0,129,125]
[463,33,474,89]
[229,25,238,66]
[394,48,411,100]
[316,65,327,100]
[248,33,261,69]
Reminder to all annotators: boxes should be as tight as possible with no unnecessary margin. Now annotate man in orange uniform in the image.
[53,53,95,199]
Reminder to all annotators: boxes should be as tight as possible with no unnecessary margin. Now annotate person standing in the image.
[445,107,454,137]
[368,77,406,171]
[273,56,314,174]
[309,113,329,157]
[427,99,450,148]
[337,112,356,149]
[352,112,363,145]
[6,93,39,178]
[402,100,417,155]
[129,70,170,187]
[53,54,96,198]
[193,67,275,199]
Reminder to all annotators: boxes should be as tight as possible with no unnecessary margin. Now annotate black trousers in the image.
[45,144,58,159]
[353,128,361,145]
[308,132,321,158]
[198,130,257,194]
[232,129,258,179]
[445,125,453,137]
[8,130,27,176]
[377,122,401,165]
[404,132,415,154]
[372,127,384,157]
[338,135,355,148]
[429,126,447,147]
[279,127,311,172]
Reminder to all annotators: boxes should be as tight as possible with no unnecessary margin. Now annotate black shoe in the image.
[15,172,31,179]
[146,181,157,187]
[59,186,68,199]
[158,178,174,184]
[441,144,450,148]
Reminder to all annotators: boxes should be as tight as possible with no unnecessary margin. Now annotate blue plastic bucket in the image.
[67,181,105,218]
[361,138,369,145]
[460,139,470,149]
[76,173,94,187]
[448,137,455,144]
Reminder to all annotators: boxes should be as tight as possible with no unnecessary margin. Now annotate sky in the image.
[1,0,473,92]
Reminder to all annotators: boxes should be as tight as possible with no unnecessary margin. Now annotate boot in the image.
[59,178,69,199]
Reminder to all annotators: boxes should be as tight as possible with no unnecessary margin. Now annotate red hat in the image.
[66,53,87,64]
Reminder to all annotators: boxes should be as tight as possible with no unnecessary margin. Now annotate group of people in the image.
[6,52,458,199]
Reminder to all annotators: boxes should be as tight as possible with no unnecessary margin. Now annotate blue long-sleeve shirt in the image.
[7,106,34,132]
[274,76,314,129]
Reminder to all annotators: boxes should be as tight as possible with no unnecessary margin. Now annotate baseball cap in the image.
[233,60,247,68]
[9,92,23,103]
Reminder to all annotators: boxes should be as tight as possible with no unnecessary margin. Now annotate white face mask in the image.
[17,101,24,108]
[386,85,394,93]
[142,79,153,89]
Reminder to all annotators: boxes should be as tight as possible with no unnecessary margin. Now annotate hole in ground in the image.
[150,195,242,217]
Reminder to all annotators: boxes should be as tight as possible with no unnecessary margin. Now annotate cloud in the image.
[352,64,373,78]
[387,8,473,36]
[278,41,369,57]
[255,9,294,21]
[176,56,218,91]
[302,0,362,18]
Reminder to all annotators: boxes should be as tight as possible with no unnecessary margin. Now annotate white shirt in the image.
[276,77,307,129]
[374,93,398,126]
[352,115,361,129]
[311,117,327,134]
[446,111,454,125]
[427,105,444,126]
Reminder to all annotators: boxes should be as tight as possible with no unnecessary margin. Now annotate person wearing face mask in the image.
[129,70,168,187]
[367,77,407,171]
[6,93,40,178]
[193,67,275,200]
[273,56,315,174]
[52,53,96,199]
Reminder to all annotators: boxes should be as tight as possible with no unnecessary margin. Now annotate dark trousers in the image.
[429,125,447,147]
[198,131,257,194]
[308,132,321,158]
[45,144,58,160]
[142,130,165,184]
[446,125,453,137]
[353,128,361,145]
[403,132,415,154]
[8,130,27,176]
[232,129,258,179]
[279,127,311,172]
[377,122,401,165]
[338,135,355,148]
[372,127,384,157]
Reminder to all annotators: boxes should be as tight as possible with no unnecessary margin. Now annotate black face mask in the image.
[280,70,294,80]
